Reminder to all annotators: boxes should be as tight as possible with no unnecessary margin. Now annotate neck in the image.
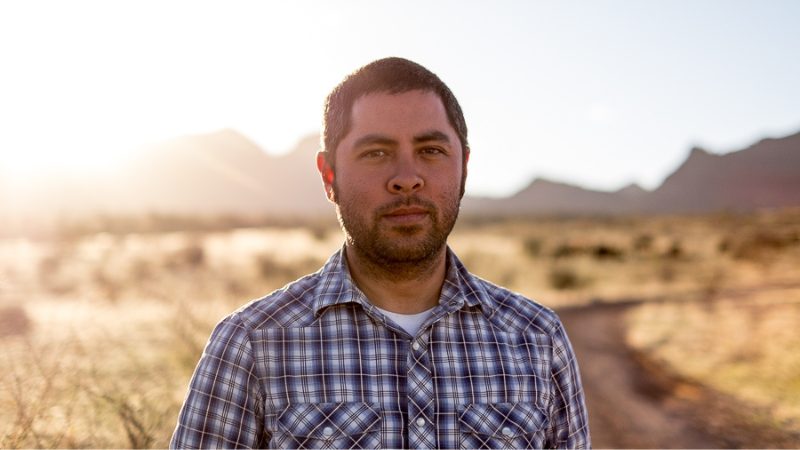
[344,243,448,314]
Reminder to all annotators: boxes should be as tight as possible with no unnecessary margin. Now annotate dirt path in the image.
[558,301,799,449]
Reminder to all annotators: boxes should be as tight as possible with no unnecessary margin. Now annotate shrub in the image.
[256,255,322,284]
[591,244,625,261]
[523,238,542,258]
[0,306,31,337]
[729,230,799,260]
[664,241,683,259]
[717,237,731,254]
[552,243,583,259]
[548,266,583,290]
[164,243,205,270]
[632,233,654,252]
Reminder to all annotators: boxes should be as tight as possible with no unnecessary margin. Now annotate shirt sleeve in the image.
[170,314,265,449]
[547,318,591,449]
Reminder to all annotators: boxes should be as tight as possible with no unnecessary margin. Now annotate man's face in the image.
[319,89,467,266]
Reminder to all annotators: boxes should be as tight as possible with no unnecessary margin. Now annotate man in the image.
[171,57,590,449]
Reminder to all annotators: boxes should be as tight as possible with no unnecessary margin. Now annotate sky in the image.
[1,0,799,197]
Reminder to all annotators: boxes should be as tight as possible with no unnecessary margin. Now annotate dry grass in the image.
[626,288,800,432]
[453,210,800,306]
[1,209,799,447]
[0,226,342,448]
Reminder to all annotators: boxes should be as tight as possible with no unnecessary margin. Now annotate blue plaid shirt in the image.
[171,247,590,449]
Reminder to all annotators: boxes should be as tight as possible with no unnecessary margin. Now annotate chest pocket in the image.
[273,401,381,449]
[458,402,549,449]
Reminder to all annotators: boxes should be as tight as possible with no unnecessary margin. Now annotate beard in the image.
[336,192,460,272]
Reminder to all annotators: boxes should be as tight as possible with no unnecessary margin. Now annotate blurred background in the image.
[1,1,799,447]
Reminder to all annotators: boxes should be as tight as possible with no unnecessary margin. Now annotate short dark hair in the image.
[322,57,469,164]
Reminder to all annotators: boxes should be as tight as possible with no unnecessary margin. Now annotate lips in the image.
[385,206,429,216]
[382,205,431,224]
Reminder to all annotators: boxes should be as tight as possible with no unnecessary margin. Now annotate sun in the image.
[0,133,141,182]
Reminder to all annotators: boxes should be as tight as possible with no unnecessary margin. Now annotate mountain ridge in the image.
[3,127,799,226]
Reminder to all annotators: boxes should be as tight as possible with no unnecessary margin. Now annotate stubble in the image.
[336,193,460,281]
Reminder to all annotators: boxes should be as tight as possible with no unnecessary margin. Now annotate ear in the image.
[459,147,470,198]
[316,151,336,203]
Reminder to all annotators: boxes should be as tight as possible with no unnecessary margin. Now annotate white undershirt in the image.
[374,306,436,337]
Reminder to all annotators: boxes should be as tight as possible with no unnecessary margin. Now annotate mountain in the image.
[2,129,333,224]
[112,130,330,216]
[462,129,800,217]
[645,132,800,212]
[4,127,799,232]
[462,179,647,216]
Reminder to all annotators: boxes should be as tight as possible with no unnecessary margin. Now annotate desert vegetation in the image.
[626,287,800,434]
[1,209,799,447]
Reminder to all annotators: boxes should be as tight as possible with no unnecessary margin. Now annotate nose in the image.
[387,156,424,194]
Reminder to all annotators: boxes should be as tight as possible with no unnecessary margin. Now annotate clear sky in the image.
[1,0,799,197]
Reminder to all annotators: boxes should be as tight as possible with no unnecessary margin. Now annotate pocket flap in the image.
[458,402,548,438]
[277,402,381,439]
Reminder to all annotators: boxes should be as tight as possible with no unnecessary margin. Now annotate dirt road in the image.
[559,301,799,449]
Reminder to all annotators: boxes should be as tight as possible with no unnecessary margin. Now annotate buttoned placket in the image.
[405,301,462,450]
[358,283,464,448]
[407,328,437,449]
[358,301,432,448]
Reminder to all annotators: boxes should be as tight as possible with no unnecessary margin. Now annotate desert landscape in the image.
[1,209,799,448]
[2,127,800,448]
[3,2,798,447]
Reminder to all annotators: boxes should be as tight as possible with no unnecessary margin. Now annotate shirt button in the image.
[322,426,334,437]
[412,341,421,351]
[502,426,514,437]
[415,417,426,428]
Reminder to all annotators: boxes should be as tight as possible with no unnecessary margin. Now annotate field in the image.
[1,209,799,447]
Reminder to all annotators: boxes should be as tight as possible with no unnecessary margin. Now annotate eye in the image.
[361,149,387,159]
[420,146,446,157]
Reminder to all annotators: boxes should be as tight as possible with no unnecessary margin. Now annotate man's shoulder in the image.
[221,271,323,332]
[465,273,563,336]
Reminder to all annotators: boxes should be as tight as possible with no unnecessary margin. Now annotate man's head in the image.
[317,58,470,271]
[321,57,469,198]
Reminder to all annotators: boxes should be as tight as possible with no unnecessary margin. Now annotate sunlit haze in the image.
[1,0,799,196]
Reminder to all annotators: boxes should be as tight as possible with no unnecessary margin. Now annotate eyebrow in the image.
[413,130,451,144]
[353,134,397,149]
[351,130,452,149]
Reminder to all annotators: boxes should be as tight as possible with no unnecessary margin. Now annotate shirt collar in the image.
[311,246,494,317]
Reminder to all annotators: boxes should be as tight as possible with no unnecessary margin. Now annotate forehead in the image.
[346,90,457,140]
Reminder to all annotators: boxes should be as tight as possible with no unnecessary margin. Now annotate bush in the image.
[664,241,683,259]
[552,243,583,259]
[632,233,654,252]
[164,243,205,270]
[0,305,31,337]
[523,238,542,258]
[591,244,625,261]
[256,255,321,283]
[548,266,583,290]
[729,230,799,260]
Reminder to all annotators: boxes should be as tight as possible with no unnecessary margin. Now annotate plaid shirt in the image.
[171,247,590,449]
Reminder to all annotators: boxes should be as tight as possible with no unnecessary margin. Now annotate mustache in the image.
[375,196,437,216]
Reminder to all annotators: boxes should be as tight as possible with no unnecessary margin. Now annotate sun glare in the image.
[0,133,143,181]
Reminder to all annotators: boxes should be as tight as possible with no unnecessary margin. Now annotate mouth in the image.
[382,206,431,224]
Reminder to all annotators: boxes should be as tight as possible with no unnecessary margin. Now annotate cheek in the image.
[336,173,377,200]
[432,166,464,195]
